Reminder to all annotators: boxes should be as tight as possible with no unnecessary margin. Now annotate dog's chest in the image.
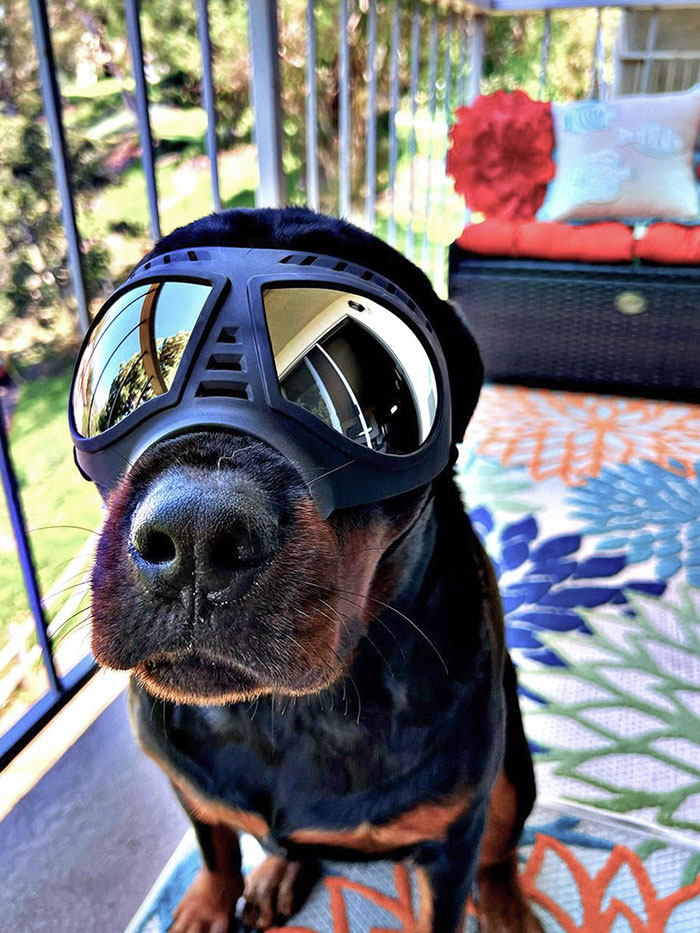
[158,677,466,837]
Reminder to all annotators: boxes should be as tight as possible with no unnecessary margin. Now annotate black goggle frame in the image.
[69,246,452,517]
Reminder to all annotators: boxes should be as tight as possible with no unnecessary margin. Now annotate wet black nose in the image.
[129,466,280,598]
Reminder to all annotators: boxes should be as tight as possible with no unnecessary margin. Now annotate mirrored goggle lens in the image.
[72,280,212,438]
[263,287,438,454]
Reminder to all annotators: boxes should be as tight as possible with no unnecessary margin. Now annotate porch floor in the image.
[0,690,188,933]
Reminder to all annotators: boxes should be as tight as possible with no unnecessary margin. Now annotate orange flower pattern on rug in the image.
[466,386,700,485]
[268,837,700,933]
[522,834,700,932]
[269,864,420,933]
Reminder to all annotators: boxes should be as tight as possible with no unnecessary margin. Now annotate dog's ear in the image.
[430,298,483,445]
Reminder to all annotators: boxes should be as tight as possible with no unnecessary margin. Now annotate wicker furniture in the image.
[448,245,700,401]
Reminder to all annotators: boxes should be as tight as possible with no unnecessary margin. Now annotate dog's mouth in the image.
[133,640,350,704]
[135,650,266,703]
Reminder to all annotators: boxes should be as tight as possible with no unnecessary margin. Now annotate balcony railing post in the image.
[467,13,487,103]
[539,9,551,99]
[406,0,421,260]
[125,0,161,241]
[0,397,60,696]
[365,0,378,231]
[388,0,401,246]
[248,0,286,207]
[196,0,222,212]
[338,0,351,218]
[641,7,660,94]
[28,0,90,335]
[305,0,320,211]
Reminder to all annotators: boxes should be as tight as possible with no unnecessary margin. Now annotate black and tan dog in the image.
[90,208,541,932]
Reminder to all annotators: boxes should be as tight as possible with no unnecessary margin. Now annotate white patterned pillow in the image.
[538,92,700,222]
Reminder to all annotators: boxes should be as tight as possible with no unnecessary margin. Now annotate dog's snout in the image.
[129,467,280,598]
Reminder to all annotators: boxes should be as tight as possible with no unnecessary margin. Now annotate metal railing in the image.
[0,395,94,769]
[3,0,700,769]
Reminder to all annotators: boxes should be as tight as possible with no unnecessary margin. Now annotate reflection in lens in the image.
[72,281,211,437]
[262,287,437,454]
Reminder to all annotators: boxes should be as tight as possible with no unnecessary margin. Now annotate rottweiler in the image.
[83,208,540,932]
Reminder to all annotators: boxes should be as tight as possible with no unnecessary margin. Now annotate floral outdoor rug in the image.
[127,806,700,932]
[460,386,700,852]
[128,386,700,932]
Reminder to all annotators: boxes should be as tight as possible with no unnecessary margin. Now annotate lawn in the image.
[0,367,102,651]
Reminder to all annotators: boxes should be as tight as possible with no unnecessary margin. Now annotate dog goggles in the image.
[70,247,451,516]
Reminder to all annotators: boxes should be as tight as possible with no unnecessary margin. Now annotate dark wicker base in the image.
[448,245,700,402]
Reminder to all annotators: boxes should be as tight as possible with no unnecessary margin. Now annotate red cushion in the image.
[456,220,518,257]
[456,221,634,262]
[517,222,634,262]
[634,223,700,264]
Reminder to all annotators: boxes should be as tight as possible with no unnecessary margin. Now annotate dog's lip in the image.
[139,649,258,677]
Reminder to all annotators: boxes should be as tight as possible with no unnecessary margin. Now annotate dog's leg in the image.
[476,656,543,933]
[241,856,320,929]
[413,801,487,932]
[170,810,244,933]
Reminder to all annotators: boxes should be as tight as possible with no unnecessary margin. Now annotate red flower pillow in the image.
[447,90,555,221]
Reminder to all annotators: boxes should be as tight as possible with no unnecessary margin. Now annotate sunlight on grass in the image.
[0,369,102,648]
[85,104,209,143]
[62,76,135,99]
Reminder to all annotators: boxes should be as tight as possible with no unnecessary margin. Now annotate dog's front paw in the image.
[241,856,319,930]
[170,867,243,933]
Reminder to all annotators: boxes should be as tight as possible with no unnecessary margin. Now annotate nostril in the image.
[210,533,265,571]
[136,529,177,565]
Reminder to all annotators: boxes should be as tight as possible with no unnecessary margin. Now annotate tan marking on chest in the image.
[479,770,519,866]
[288,793,471,854]
[130,690,270,839]
[174,776,270,838]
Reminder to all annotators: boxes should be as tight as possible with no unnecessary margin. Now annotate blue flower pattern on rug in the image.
[568,460,700,588]
[469,507,666,669]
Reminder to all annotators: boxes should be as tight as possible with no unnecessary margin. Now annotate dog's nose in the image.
[129,467,280,598]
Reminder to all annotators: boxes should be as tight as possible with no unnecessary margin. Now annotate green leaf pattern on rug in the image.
[519,587,700,844]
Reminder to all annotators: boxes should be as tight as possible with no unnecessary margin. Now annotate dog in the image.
[84,208,540,932]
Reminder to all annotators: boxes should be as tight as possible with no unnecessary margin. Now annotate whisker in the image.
[216,447,257,471]
[50,603,93,647]
[52,602,93,628]
[50,567,93,585]
[306,459,354,487]
[28,524,100,536]
[47,554,94,575]
[280,624,362,723]
[361,593,448,675]
[317,597,393,677]
[332,591,407,661]
[303,582,407,660]
[311,584,448,675]
[248,696,260,722]
[43,580,91,601]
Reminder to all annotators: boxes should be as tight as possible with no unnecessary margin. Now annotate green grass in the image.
[0,368,102,649]
[79,143,258,280]
[84,103,209,143]
[62,76,135,100]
